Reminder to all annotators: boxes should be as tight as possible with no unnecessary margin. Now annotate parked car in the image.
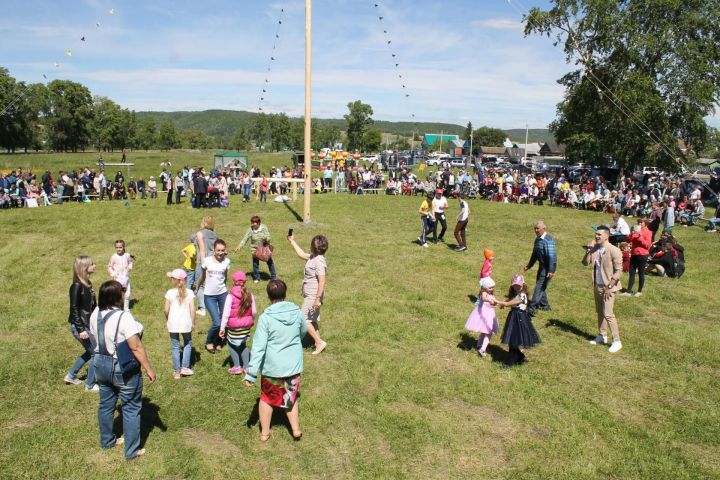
[449,157,466,168]
[426,158,442,166]
[359,155,378,163]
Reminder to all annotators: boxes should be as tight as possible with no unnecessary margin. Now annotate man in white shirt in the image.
[431,189,449,242]
[453,194,470,251]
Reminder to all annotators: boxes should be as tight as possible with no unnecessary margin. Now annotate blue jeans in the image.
[252,255,277,281]
[169,332,192,371]
[185,269,196,291]
[204,292,227,347]
[195,264,205,310]
[68,324,96,387]
[529,266,552,313]
[57,185,64,204]
[98,365,143,459]
[243,184,251,201]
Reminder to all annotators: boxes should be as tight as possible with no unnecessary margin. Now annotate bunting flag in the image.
[257,7,285,113]
[372,1,417,123]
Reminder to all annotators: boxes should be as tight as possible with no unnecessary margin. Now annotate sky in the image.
[2,0,718,130]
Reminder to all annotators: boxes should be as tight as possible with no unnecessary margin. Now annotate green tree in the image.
[249,113,269,150]
[394,137,411,151]
[232,127,251,151]
[158,120,178,151]
[362,128,382,152]
[90,96,122,152]
[525,0,720,168]
[464,122,473,141]
[113,109,137,151]
[267,113,291,151]
[472,126,507,154]
[180,129,211,150]
[46,79,93,152]
[344,100,374,151]
[315,123,341,150]
[134,117,157,151]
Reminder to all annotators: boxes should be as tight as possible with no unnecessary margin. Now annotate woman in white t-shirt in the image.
[164,269,196,379]
[90,280,156,460]
[198,239,231,354]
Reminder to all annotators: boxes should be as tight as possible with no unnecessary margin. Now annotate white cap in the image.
[479,277,495,290]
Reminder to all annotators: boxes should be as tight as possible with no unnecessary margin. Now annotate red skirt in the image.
[260,374,301,409]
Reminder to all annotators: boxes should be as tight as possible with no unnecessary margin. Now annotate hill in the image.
[136,110,552,143]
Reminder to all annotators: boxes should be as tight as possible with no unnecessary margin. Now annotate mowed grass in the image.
[1,152,719,479]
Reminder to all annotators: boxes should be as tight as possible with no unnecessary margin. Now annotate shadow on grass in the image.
[545,318,595,340]
[245,397,296,436]
[283,201,303,222]
[457,333,509,363]
[112,397,167,448]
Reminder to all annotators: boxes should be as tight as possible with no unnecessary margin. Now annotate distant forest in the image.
[136,110,554,144]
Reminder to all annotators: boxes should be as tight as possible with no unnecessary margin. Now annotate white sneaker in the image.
[619,291,632,297]
[589,335,607,345]
[63,374,83,385]
[608,341,623,353]
[85,384,100,392]
[196,309,206,316]
[422,243,429,248]
[634,292,643,297]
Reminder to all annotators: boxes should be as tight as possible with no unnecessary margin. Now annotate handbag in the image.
[253,241,274,262]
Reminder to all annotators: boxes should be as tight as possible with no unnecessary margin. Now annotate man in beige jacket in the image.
[582,225,624,353]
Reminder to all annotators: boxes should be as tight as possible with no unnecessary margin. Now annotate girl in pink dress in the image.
[464,277,501,357]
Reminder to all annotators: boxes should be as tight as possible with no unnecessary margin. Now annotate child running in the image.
[500,274,541,367]
[480,248,495,279]
[464,277,500,357]
[220,270,257,374]
[163,269,196,379]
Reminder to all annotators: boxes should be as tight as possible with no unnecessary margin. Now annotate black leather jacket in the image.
[68,281,96,333]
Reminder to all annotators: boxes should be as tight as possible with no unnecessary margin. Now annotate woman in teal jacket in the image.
[244,279,307,441]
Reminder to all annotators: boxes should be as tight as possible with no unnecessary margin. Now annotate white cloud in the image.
[471,18,523,31]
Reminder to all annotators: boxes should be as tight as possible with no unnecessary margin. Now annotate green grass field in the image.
[1,152,719,479]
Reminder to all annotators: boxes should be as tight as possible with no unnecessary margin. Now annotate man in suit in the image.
[582,225,624,353]
[524,221,557,316]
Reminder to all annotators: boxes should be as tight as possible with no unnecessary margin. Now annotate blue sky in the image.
[2,0,718,130]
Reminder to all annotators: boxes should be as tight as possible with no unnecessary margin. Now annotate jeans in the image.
[433,213,447,240]
[204,292,227,347]
[169,332,192,371]
[529,266,552,313]
[259,190,267,202]
[98,365,143,459]
[185,269,196,291]
[243,184,251,201]
[68,324,96,387]
[140,187,146,200]
[252,255,277,281]
[175,188,182,204]
[57,185,64,204]
[195,264,205,311]
[228,338,249,368]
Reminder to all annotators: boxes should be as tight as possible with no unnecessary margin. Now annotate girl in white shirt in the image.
[164,269,196,379]
[199,239,231,353]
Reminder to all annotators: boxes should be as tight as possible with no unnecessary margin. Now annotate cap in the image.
[511,274,525,286]
[479,277,495,290]
[483,248,495,260]
[231,270,247,282]
[166,268,187,280]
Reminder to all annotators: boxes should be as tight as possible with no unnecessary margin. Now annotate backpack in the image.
[671,252,685,278]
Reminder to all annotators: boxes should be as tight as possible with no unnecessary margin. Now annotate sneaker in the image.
[608,340,623,353]
[85,384,100,392]
[196,309,206,316]
[253,280,259,284]
[173,371,182,380]
[634,292,643,297]
[421,243,429,248]
[589,335,608,345]
[64,374,83,385]
[228,366,244,375]
[180,367,194,376]
[456,246,467,251]
[619,291,632,297]
[127,448,146,460]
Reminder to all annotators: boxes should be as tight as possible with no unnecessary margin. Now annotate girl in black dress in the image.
[500,274,541,367]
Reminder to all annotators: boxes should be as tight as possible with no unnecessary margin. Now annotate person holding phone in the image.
[288,233,329,355]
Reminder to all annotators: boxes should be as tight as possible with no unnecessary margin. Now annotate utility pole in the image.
[302,0,312,223]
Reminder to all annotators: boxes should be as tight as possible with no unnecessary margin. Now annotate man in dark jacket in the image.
[524,220,558,316]
[193,171,207,208]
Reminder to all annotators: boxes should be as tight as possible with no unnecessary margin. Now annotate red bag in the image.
[252,242,274,262]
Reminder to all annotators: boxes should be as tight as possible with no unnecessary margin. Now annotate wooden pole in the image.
[303,0,312,223]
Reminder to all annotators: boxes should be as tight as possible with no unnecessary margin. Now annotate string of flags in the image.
[372,1,417,123]
[1,7,116,116]
[257,7,286,113]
